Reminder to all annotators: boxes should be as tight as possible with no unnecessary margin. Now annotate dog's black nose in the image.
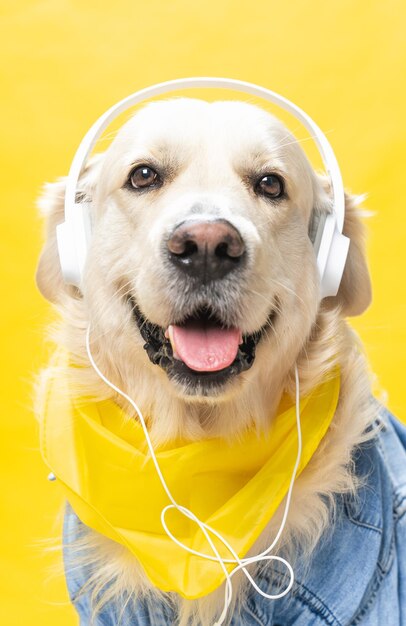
[167,219,246,281]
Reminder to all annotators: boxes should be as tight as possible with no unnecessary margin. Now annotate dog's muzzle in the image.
[128,295,276,395]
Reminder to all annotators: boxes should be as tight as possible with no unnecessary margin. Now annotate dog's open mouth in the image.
[127,295,275,393]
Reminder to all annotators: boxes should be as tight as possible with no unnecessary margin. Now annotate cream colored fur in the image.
[34,98,382,625]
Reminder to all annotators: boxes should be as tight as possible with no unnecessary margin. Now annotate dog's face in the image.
[36,98,371,408]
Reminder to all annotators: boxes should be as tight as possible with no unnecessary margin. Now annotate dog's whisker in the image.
[274,127,335,151]
[89,303,132,343]
[96,127,122,145]
[269,278,307,310]
[91,279,135,321]
[251,273,310,317]
[245,288,284,354]
[88,280,136,343]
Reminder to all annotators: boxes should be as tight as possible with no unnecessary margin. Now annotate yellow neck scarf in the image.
[39,347,340,600]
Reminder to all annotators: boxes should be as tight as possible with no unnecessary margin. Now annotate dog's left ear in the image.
[35,154,103,304]
[311,174,372,317]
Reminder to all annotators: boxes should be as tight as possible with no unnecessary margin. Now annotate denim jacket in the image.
[63,399,406,625]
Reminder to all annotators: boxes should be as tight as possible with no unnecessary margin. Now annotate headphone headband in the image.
[64,77,344,230]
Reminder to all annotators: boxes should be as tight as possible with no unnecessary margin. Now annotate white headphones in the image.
[56,77,350,299]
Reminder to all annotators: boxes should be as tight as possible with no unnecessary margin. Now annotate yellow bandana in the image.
[39,347,340,600]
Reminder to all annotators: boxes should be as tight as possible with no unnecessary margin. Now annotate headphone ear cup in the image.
[314,213,350,299]
[56,202,92,289]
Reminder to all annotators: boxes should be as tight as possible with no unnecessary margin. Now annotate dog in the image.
[34,97,406,625]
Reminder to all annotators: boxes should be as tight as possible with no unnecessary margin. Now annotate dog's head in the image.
[36,98,371,416]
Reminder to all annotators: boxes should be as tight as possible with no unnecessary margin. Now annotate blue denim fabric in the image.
[63,399,406,625]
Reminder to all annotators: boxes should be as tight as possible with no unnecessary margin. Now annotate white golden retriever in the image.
[34,98,402,626]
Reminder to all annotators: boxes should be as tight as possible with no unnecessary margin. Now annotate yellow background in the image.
[1,1,405,624]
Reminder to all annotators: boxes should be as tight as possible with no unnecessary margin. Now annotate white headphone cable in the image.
[85,324,302,625]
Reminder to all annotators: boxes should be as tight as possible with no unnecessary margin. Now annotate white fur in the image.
[34,97,380,625]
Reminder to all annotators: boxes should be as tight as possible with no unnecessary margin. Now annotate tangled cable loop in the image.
[161,503,295,625]
[85,324,302,626]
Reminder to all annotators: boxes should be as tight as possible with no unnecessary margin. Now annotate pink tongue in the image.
[168,322,241,372]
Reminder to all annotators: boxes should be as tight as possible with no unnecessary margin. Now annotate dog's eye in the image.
[256,174,284,199]
[129,166,160,189]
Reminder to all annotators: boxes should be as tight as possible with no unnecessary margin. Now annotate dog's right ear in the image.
[35,155,102,304]
[310,174,372,317]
